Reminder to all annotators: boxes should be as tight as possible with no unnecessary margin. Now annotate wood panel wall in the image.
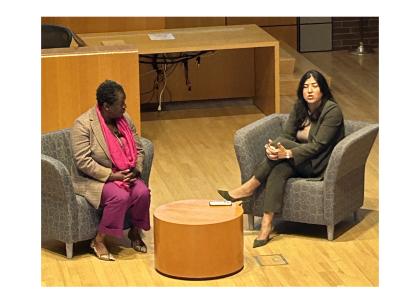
[41,46,140,133]
[41,17,165,33]
[226,17,297,48]
[165,17,225,29]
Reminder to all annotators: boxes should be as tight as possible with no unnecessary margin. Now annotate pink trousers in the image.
[98,179,151,238]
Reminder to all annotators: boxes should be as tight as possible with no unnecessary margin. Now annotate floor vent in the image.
[254,254,288,266]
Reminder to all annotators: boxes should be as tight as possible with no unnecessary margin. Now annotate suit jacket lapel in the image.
[89,107,111,160]
[308,100,331,141]
[309,116,321,140]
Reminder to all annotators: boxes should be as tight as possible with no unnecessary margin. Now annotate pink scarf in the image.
[96,105,138,189]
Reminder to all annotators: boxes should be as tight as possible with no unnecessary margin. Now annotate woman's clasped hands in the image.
[108,168,140,183]
[264,139,292,161]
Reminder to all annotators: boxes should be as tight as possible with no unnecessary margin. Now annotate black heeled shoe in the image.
[217,190,251,203]
[253,236,271,248]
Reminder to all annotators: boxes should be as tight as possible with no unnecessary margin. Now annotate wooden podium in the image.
[153,199,244,279]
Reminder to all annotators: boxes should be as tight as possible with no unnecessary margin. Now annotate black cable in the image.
[165,62,179,77]
[140,80,157,103]
[141,62,177,103]
[140,50,212,107]
[141,51,208,60]
[140,57,195,65]
[140,86,157,96]
[139,51,210,65]
[141,69,161,103]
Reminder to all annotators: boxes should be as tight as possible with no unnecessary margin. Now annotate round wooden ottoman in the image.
[153,199,244,279]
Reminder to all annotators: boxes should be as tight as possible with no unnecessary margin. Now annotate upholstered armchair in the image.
[41,128,154,258]
[234,114,378,240]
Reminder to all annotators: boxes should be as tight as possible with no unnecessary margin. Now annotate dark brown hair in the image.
[294,70,335,129]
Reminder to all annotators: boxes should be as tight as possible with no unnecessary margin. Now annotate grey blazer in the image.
[70,107,145,208]
[281,99,345,175]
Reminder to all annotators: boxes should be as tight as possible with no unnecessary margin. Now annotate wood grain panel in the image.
[154,199,243,278]
[279,74,300,95]
[281,41,332,86]
[41,46,140,133]
[255,44,280,114]
[41,17,165,33]
[226,17,297,26]
[263,25,297,49]
[80,24,279,54]
[165,17,225,28]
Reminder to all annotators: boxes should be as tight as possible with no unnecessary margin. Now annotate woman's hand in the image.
[126,168,141,183]
[265,139,279,160]
[276,143,293,160]
[108,169,131,182]
[108,168,140,183]
[264,139,293,160]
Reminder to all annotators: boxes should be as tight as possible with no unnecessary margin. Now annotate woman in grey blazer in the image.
[218,70,344,248]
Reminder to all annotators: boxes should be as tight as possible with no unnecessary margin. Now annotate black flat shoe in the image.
[253,237,271,248]
[128,229,147,253]
[217,190,251,203]
[131,238,147,253]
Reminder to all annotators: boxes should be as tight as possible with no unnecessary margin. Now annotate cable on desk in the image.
[139,50,215,110]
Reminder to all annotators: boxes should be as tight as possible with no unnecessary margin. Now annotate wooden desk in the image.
[80,24,280,114]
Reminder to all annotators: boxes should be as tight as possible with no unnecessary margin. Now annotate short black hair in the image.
[96,80,126,107]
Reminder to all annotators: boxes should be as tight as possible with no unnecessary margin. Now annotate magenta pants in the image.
[98,179,151,238]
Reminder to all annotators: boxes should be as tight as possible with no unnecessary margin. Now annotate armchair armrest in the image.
[139,137,154,186]
[324,123,378,184]
[323,123,379,222]
[41,154,78,240]
[234,114,288,183]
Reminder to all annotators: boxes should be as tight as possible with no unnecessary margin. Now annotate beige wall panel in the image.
[140,49,255,103]
[41,17,165,33]
[165,17,225,28]
[263,25,297,49]
[226,17,296,26]
[42,47,140,133]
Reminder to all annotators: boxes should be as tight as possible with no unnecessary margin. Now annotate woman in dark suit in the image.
[218,70,345,248]
[71,80,150,261]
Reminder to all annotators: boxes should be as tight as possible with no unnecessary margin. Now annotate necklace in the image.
[107,123,120,136]
[107,123,123,146]
[112,127,121,137]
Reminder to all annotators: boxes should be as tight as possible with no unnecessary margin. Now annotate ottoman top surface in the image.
[154,199,243,225]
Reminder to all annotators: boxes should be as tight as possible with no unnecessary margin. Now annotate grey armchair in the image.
[41,128,154,258]
[234,114,378,240]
